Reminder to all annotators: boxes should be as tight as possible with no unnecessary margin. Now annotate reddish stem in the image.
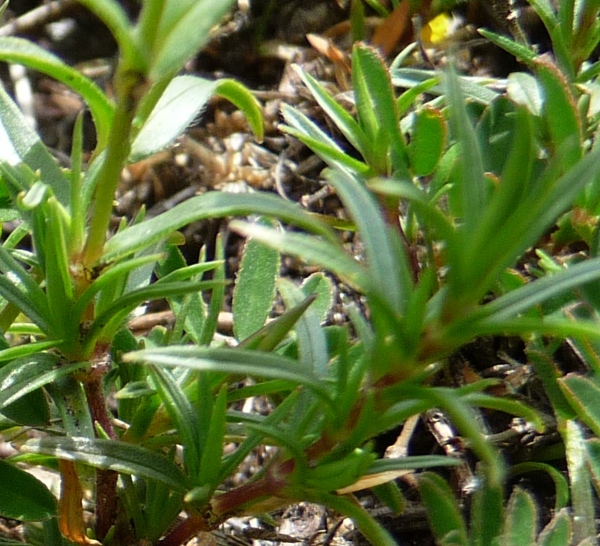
[157,515,209,546]
[82,343,119,540]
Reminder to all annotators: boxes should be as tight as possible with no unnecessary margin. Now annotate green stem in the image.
[69,113,84,256]
[82,67,145,267]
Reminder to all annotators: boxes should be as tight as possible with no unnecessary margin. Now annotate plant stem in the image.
[157,515,209,546]
[82,342,119,540]
[82,67,145,268]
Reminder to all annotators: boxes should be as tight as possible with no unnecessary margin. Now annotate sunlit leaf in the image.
[124,346,332,403]
[22,437,188,492]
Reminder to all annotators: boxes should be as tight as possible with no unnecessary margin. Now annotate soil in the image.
[0,1,576,545]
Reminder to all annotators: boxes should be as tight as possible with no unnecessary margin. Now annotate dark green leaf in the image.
[0,459,56,521]
[0,389,49,426]
[149,366,200,478]
[22,436,188,492]
[0,354,85,409]
[419,472,467,545]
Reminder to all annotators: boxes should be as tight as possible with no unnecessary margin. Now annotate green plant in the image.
[3,2,600,546]
[230,38,600,545]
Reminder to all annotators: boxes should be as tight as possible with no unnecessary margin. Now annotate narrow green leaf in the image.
[233,220,280,341]
[199,235,225,346]
[470,475,504,546]
[0,37,114,151]
[42,199,73,336]
[303,491,397,546]
[280,105,371,174]
[278,277,328,376]
[0,388,49,426]
[585,438,600,504]
[528,0,574,78]
[149,366,200,478]
[103,191,338,263]
[462,104,535,285]
[0,85,70,205]
[478,28,537,67]
[326,168,411,314]
[0,459,56,521]
[69,113,85,254]
[300,273,334,324]
[0,354,84,409]
[197,385,227,487]
[46,376,95,438]
[474,257,600,324]
[419,472,468,545]
[370,456,460,473]
[76,0,144,74]
[444,65,486,238]
[123,346,332,403]
[511,462,570,511]
[425,387,504,487]
[84,280,225,349]
[150,0,235,80]
[392,67,500,104]
[71,253,164,325]
[22,436,188,492]
[367,177,456,241]
[238,293,318,352]
[230,220,369,292]
[293,64,370,158]
[528,347,576,422]
[214,79,263,142]
[503,488,537,546]
[0,276,51,334]
[461,392,544,432]
[396,77,439,116]
[469,146,600,307]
